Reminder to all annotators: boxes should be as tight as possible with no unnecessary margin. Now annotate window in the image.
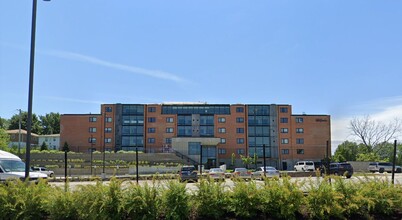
[89,127,96,133]
[148,128,156,133]
[106,117,112,123]
[297,149,304,154]
[148,117,156,123]
[220,138,226,144]
[105,106,112,112]
[280,118,288,123]
[296,138,304,144]
[236,117,244,123]
[88,137,96,143]
[148,138,155,143]
[188,142,201,155]
[148,107,156,112]
[281,138,289,144]
[296,117,304,123]
[236,128,244,133]
[236,107,244,113]
[296,128,304,133]
[237,148,245,155]
[218,148,227,155]
[166,127,174,133]
[280,107,288,113]
[166,117,174,123]
[281,128,288,133]
[218,117,226,123]
[218,128,226,133]
[105,127,112,133]
[281,149,289,154]
[105,138,112,143]
[237,138,244,144]
[165,138,172,144]
[89,117,97,122]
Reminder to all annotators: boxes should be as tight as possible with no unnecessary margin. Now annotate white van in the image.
[294,161,315,172]
[0,150,48,182]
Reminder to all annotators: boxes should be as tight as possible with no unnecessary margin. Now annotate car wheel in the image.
[396,168,402,173]
[49,173,54,178]
[379,168,385,173]
[346,175,352,179]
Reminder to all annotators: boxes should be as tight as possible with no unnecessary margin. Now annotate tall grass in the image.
[161,180,190,220]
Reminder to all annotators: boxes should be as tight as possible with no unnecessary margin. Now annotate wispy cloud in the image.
[43,50,188,83]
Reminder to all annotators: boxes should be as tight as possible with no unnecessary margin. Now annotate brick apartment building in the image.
[60,103,331,170]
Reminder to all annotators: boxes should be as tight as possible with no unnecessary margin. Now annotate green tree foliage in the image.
[0,128,10,150]
[333,141,360,162]
[8,111,42,134]
[62,142,70,152]
[40,142,48,151]
[39,112,60,134]
[240,155,253,169]
[0,117,9,129]
[356,152,380,162]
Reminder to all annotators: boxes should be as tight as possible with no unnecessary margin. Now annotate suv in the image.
[294,161,315,171]
[179,166,198,182]
[368,162,402,173]
[321,162,353,178]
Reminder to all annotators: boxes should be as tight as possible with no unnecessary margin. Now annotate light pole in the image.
[25,0,50,179]
[17,109,22,155]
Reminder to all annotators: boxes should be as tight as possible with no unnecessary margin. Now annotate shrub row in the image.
[0,176,401,219]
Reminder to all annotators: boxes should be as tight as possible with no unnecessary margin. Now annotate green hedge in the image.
[1,176,401,219]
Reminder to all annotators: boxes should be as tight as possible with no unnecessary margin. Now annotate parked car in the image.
[252,166,280,180]
[179,165,198,182]
[294,161,315,172]
[232,168,252,180]
[321,162,353,178]
[31,166,54,177]
[208,168,225,181]
[368,162,402,173]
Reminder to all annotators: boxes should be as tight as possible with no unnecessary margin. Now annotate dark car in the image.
[179,166,198,182]
[322,162,354,178]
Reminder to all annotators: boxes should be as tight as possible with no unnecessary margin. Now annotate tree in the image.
[240,155,253,169]
[349,115,401,153]
[62,141,70,152]
[40,141,48,151]
[0,128,10,150]
[8,111,42,134]
[39,112,60,134]
[0,117,9,129]
[333,141,360,162]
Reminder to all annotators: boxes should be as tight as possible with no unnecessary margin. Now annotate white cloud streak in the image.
[44,50,188,83]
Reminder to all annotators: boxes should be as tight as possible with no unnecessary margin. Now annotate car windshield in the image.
[181,167,195,171]
[0,159,26,172]
[306,162,314,165]
[235,168,247,172]
[210,168,223,172]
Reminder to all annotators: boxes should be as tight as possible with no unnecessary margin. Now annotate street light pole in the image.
[25,0,38,180]
[18,109,22,155]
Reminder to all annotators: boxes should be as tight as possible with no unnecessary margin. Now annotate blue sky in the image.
[1,1,402,148]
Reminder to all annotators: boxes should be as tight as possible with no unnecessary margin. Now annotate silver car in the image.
[253,166,280,180]
[32,166,55,177]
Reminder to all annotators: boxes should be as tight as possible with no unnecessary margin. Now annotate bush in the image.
[260,176,304,219]
[122,180,161,219]
[228,180,261,218]
[161,180,190,220]
[193,178,229,219]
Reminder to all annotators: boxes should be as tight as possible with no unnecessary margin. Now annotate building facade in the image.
[38,134,60,150]
[7,129,39,149]
[60,103,331,170]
